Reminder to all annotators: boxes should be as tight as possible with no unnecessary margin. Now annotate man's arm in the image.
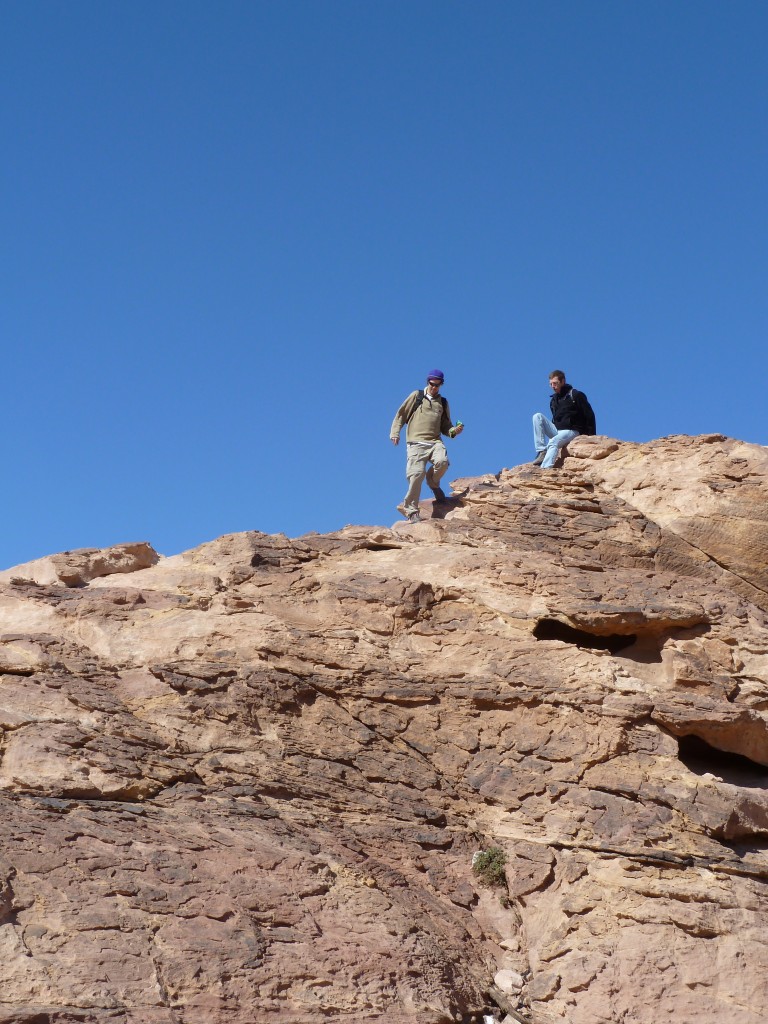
[440,399,464,438]
[390,391,419,445]
[440,399,453,437]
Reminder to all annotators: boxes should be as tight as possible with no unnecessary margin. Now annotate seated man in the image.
[532,370,596,468]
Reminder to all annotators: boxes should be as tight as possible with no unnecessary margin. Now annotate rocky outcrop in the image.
[0,434,767,1023]
[0,542,159,588]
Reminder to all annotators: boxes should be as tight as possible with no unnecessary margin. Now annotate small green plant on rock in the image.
[472,846,507,890]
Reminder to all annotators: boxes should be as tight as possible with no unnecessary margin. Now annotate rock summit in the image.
[1,434,767,1023]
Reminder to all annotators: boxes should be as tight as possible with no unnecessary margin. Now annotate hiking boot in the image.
[532,451,546,466]
[407,511,422,523]
[396,503,409,518]
[431,486,447,503]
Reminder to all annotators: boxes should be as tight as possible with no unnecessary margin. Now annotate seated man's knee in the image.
[533,412,545,426]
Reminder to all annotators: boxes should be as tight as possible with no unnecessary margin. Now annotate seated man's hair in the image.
[549,370,566,381]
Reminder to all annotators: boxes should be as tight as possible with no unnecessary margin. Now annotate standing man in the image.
[390,369,464,522]
[532,370,596,468]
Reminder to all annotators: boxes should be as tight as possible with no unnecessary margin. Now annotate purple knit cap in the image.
[426,369,445,382]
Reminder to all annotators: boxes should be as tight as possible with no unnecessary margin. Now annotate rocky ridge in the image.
[0,433,767,1023]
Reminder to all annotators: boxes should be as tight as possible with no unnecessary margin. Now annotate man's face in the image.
[427,377,443,396]
[549,376,565,394]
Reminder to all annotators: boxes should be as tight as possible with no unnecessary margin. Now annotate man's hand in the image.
[391,436,400,446]
[453,423,464,436]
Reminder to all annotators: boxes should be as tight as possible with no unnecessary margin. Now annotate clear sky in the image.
[3,1,767,569]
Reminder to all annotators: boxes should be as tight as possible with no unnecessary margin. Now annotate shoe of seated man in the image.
[532,451,546,466]
[431,485,447,503]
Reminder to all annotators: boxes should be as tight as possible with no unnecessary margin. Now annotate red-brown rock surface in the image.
[1,434,767,1023]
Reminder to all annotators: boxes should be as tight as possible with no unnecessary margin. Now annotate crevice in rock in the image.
[15,1012,114,1024]
[9,768,204,807]
[677,734,768,790]
[151,953,172,1008]
[250,548,316,569]
[541,836,768,881]
[0,1014,52,1024]
[592,472,768,602]
[359,542,404,552]
[533,618,637,654]
[719,836,768,856]
[589,784,643,805]
[362,692,439,708]
[0,866,18,927]
[49,787,156,803]
[684,542,768,602]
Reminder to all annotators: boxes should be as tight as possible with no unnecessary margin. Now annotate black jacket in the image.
[550,384,596,435]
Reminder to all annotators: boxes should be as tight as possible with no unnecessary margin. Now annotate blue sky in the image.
[3,1,767,568]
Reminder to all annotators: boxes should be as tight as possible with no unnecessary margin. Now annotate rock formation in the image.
[0,433,767,1024]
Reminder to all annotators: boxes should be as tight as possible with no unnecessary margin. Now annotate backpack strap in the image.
[407,389,446,420]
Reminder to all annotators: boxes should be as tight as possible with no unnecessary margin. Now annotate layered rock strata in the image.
[0,434,767,1024]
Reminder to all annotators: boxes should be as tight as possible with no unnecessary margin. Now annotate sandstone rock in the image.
[0,435,767,1022]
[0,542,159,588]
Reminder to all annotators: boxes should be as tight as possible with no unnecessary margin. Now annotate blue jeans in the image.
[533,412,579,468]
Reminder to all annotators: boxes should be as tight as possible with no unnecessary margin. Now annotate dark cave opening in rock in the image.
[677,734,768,789]
[533,618,637,654]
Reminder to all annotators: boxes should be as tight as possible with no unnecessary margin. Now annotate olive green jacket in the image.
[390,390,454,443]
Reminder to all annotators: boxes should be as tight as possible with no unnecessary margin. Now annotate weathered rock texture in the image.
[0,543,159,589]
[1,433,767,1024]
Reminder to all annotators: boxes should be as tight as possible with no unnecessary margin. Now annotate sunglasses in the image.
[428,379,443,385]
